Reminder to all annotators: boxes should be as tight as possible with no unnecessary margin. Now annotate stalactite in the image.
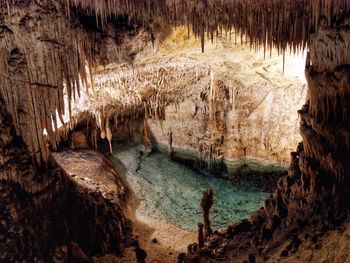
[2,0,349,168]
[100,108,106,139]
[106,120,113,153]
[54,0,349,57]
[143,117,148,152]
[208,69,215,122]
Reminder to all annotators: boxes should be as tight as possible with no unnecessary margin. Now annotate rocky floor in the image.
[266,220,350,263]
[54,149,197,262]
[177,215,350,263]
[53,148,350,263]
[53,150,129,205]
[0,154,133,261]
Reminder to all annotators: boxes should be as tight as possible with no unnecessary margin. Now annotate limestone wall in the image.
[147,71,307,167]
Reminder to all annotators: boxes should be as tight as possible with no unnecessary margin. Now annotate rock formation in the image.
[1,0,350,262]
[72,53,306,178]
[201,189,214,239]
[182,6,350,263]
[0,98,132,261]
[198,223,205,248]
[0,0,153,167]
[144,51,306,170]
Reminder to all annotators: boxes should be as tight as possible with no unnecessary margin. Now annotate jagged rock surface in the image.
[146,66,306,166]
[2,0,347,168]
[0,1,152,166]
[1,0,350,262]
[0,98,132,261]
[68,36,306,168]
[182,16,350,263]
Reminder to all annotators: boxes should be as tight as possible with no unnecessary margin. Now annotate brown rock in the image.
[70,132,89,149]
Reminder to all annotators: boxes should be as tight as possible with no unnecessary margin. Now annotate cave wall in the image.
[183,12,350,263]
[0,98,133,261]
[0,1,151,166]
[302,22,350,183]
[255,20,350,254]
[146,70,306,170]
[0,3,154,259]
[73,52,306,172]
[0,97,45,194]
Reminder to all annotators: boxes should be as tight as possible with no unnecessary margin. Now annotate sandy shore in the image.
[118,179,197,263]
[129,209,196,262]
[93,201,196,263]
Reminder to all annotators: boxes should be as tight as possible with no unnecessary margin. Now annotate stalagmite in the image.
[200,188,214,239]
[198,223,204,248]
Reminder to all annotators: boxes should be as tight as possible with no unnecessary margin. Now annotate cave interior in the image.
[1,0,350,262]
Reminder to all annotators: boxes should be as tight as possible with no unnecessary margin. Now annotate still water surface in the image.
[111,145,268,231]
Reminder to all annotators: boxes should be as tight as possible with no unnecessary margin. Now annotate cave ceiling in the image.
[0,0,349,167]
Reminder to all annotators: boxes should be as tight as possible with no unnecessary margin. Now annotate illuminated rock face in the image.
[147,68,306,167]
[80,30,307,171]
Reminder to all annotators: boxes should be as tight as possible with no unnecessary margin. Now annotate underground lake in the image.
[110,144,270,231]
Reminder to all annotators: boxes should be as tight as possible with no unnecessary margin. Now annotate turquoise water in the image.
[111,145,268,231]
